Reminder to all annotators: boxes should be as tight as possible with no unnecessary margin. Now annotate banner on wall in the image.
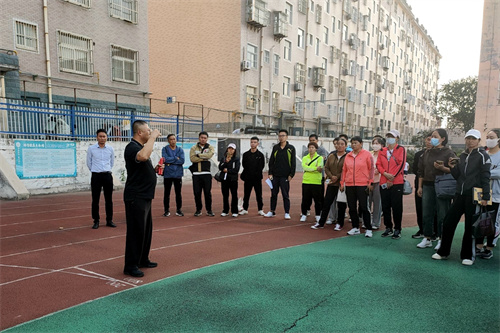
[15,140,77,179]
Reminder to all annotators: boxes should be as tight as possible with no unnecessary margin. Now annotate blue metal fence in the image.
[0,100,203,142]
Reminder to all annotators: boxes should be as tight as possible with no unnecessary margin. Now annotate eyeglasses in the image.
[278,134,287,137]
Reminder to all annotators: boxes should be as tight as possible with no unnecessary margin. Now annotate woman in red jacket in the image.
[340,136,375,237]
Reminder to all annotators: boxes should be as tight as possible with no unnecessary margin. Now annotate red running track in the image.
[0,175,417,330]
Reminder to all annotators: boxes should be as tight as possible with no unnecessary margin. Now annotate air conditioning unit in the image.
[241,60,251,71]
[294,82,303,91]
[376,110,381,115]
[342,68,349,76]
[379,43,385,50]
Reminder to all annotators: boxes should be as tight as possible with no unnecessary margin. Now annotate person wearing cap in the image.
[376,129,406,239]
[416,128,456,250]
[218,143,241,217]
[432,129,491,266]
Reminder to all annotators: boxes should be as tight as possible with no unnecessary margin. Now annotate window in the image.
[320,89,326,103]
[111,45,139,84]
[315,38,320,55]
[272,92,280,112]
[332,16,336,33]
[63,0,91,7]
[283,77,291,97]
[343,24,348,41]
[246,86,257,109]
[295,63,306,83]
[322,57,328,74]
[14,20,38,52]
[326,0,331,13]
[323,26,328,44]
[109,0,138,24]
[298,28,305,48]
[284,40,292,61]
[264,50,270,63]
[295,97,304,115]
[247,44,258,68]
[273,54,280,75]
[263,89,270,104]
[285,2,293,24]
[57,30,93,75]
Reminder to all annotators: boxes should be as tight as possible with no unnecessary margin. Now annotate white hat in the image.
[227,143,237,149]
[464,129,481,139]
[386,129,400,138]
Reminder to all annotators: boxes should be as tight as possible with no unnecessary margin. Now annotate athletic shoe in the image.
[175,210,184,217]
[361,224,366,229]
[162,211,170,217]
[365,230,373,238]
[311,223,324,230]
[381,228,393,237]
[207,211,215,217]
[334,224,342,231]
[306,210,311,216]
[315,216,320,222]
[239,210,248,215]
[347,228,360,235]
[434,240,442,251]
[284,213,291,220]
[392,229,401,239]
[372,225,379,230]
[411,231,424,239]
[300,215,307,222]
[258,210,265,216]
[417,238,432,248]
[194,211,202,217]
[431,253,448,260]
[231,213,238,217]
[326,219,333,225]
[221,212,229,217]
[462,259,474,266]
[264,211,275,218]
[478,249,493,259]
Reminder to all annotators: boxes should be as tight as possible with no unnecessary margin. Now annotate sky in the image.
[406,0,484,86]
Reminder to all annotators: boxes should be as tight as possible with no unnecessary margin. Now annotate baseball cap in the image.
[464,129,481,139]
[386,129,400,138]
[227,143,237,149]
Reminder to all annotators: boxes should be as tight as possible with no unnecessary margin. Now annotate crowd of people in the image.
[86,121,499,277]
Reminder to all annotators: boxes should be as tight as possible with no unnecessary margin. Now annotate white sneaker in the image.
[264,211,275,218]
[417,238,432,248]
[231,213,238,217]
[306,210,311,216]
[258,210,265,216]
[462,259,474,266]
[432,253,448,260]
[300,215,307,222]
[365,230,373,238]
[315,215,320,222]
[239,210,248,215]
[334,224,342,231]
[347,228,360,235]
[311,223,324,230]
[221,212,229,217]
[434,240,442,251]
[284,213,291,220]
[326,219,333,225]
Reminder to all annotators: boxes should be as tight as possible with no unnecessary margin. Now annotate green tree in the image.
[436,76,477,132]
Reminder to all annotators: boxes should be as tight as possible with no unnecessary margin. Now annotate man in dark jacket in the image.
[264,129,296,219]
[161,134,185,217]
[189,131,215,217]
[240,136,265,216]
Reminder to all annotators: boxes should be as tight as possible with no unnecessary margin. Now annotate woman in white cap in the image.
[432,129,491,266]
[218,143,241,217]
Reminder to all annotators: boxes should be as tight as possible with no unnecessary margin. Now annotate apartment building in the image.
[149,0,440,141]
[0,0,149,111]
[475,0,500,135]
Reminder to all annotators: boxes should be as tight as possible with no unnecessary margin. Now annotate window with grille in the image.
[111,45,139,84]
[15,20,38,52]
[272,92,280,112]
[57,31,93,75]
[246,86,257,109]
[63,0,91,8]
[109,0,138,24]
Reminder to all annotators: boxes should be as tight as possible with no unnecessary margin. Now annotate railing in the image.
[0,99,203,142]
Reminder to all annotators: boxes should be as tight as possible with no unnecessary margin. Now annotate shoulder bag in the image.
[434,173,456,199]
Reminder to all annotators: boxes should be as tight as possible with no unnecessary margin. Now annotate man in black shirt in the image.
[123,120,161,278]
[265,129,296,219]
[240,136,265,216]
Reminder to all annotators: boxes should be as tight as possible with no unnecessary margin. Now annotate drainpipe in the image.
[43,0,52,104]
[257,28,263,127]
[269,45,275,118]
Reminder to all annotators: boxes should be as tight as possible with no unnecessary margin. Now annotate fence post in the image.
[70,106,75,139]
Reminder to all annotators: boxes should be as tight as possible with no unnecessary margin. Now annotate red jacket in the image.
[341,149,374,187]
[376,144,406,185]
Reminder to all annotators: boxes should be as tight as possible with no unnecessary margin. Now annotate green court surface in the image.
[6,226,499,333]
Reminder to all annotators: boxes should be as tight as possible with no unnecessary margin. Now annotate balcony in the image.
[246,0,270,28]
[273,11,288,38]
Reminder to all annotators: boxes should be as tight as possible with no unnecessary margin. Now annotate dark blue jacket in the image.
[162,145,185,179]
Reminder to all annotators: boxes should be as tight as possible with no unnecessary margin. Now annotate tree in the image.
[436,76,477,132]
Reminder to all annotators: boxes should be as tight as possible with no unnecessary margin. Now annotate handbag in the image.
[336,188,347,203]
[403,179,413,195]
[214,171,222,182]
[434,173,456,199]
[472,207,496,238]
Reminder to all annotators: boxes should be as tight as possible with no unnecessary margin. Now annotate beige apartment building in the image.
[475,0,500,136]
[0,0,149,111]
[149,0,440,142]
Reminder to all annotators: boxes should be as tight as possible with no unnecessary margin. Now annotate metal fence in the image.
[0,99,203,142]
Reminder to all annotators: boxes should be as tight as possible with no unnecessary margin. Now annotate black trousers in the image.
[270,176,290,213]
[301,183,323,216]
[124,198,153,270]
[346,186,371,230]
[380,184,404,231]
[221,180,239,214]
[415,188,423,233]
[192,174,212,212]
[163,178,182,213]
[319,185,347,227]
[243,179,263,211]
[91,172,113,222]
